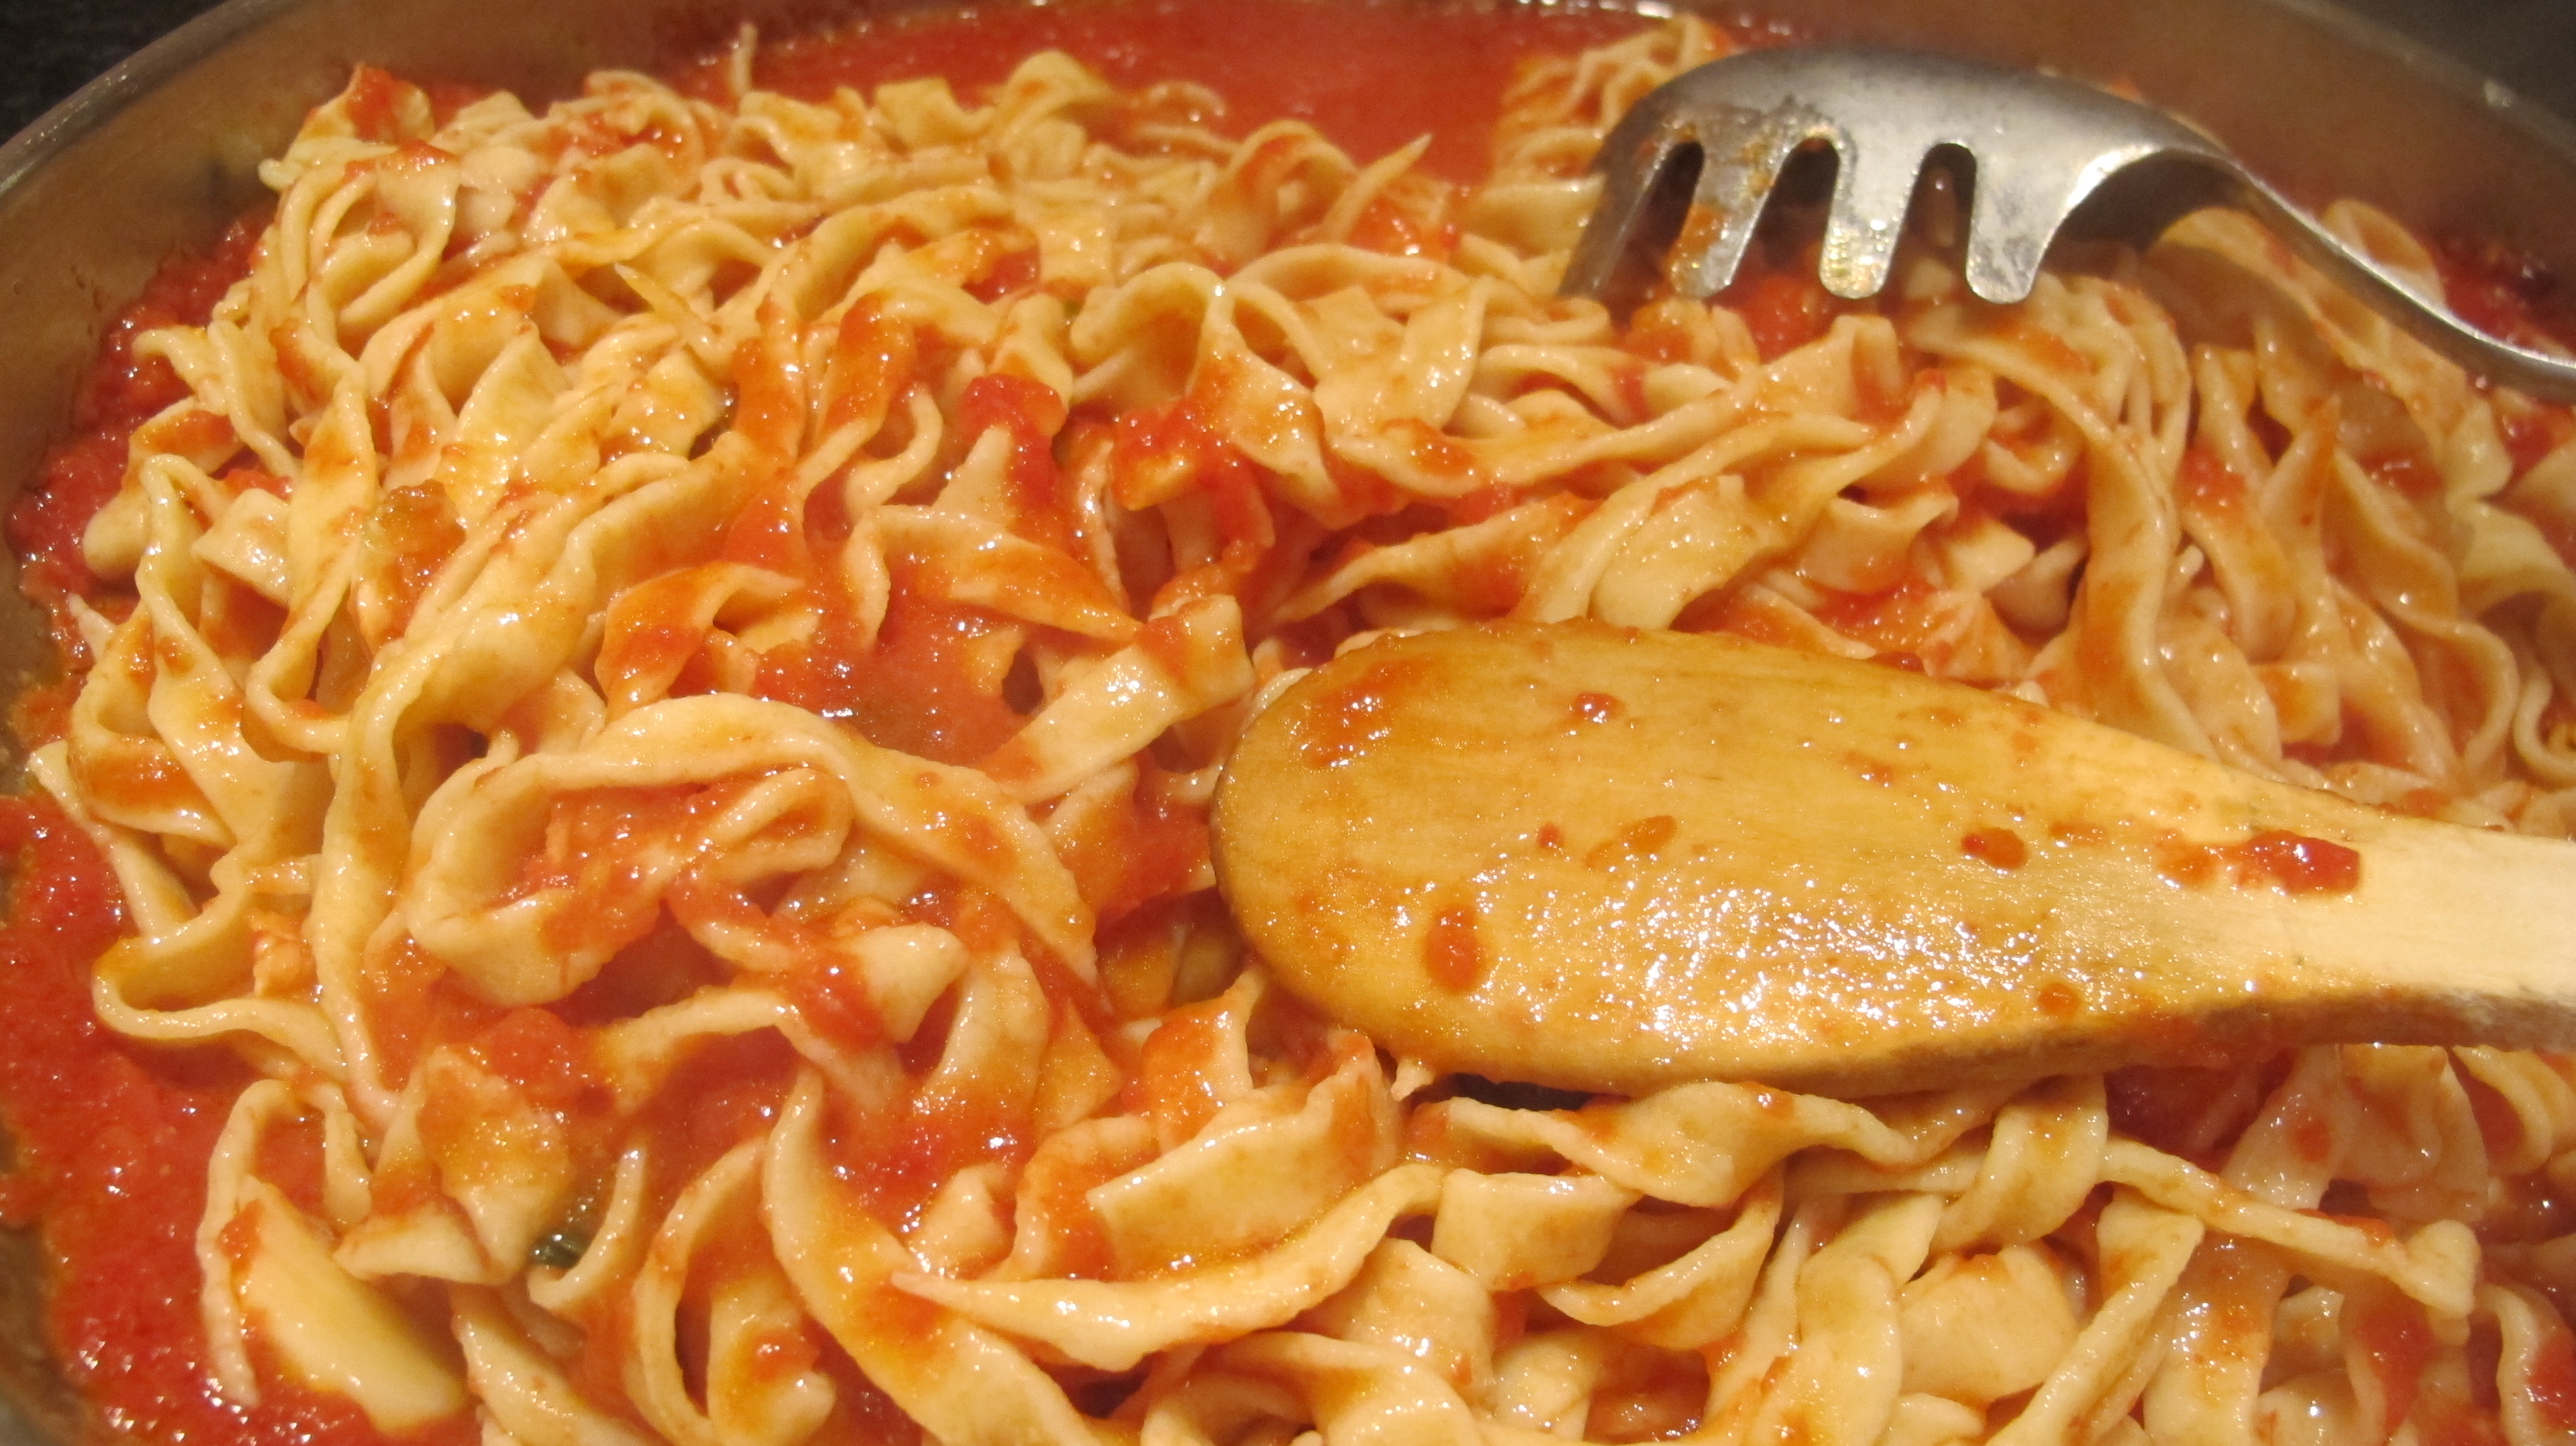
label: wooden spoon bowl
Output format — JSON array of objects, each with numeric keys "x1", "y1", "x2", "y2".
[{"x1": 1211, "y1": 622, "x2": 2575, "y2": 1095}]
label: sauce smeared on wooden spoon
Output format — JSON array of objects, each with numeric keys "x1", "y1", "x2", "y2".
[{"x1": 1211, "y1": 622, "x2": 2576, "y2": 1094}]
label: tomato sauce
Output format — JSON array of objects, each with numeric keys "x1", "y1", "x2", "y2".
[
  {"x1": 2529, "y1": 1322, "x2": 2576, "y2": 1434},
  {"x1": 1421, "y1": 901, "x2": 1486, "y2": 991},
  {"x1": 958, "y1": 376, "x2": 1078, "y2": 555},
  {"x1": 1117, "y1": 994, "x2": 1235, "y2": 1140},
  {"x1": 2346, "y1": 1290, "x2": 2434, "y2": 1432},
  {"x1": 1960, "y1": 826, "x2": 2028, "y2": 871},
  {"x1": 1570, "y1": 691, "x2": 1622, "y2": 725},
  {"x1": 1812, "y1": 578, "x2": 1954, "y2": 667},
  {"x1": 755, "y1": 558, "x2": 1030, "y2": 766},
  {"x1": 2152, "y1": 828, "x2": 2361, "y2": 895},
  {"x1": 0, "y1": 799, "x2": 416, "y2": 1446},
  {"x1": 830, "y1": 1055, "x2": 1029, "y2": 1228},
  {"x1": 5, "y1": 218, "x2": 262, "y2": 667},
  {"x1": 699, "y1": 0, "x2": 1654, "y2": 182},
  {"x1": 0, "y1": 229, "x2": 442, "y2": 1446},
  {"x1": 1289, "y1": 655, "x2": 1426, "y2": 767},
  {"x1": 1047, "y1": 769, "x2": 1211, "y2": 926},
  {"x1": 1724, "y1": 269, "x2": 1842, "y2": 362},
  {"x1": 2438, "y1": 237, "x2": 2576, "y2": 360},
  {"x1": 2103, "y1": 1059, "x2": 2284, "y2": 1163}
]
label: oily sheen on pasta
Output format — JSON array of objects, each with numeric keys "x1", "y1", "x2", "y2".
[{"x1": 23, "y1": 8, "x2": 2576, "y2": 1446}]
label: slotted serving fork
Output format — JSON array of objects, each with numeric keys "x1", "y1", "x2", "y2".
[{"x1": 1561, "y1": 45, "x2": 2576, "y2": 401}]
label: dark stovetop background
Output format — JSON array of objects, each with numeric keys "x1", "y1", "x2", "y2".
[{"x1": 1, "y1": 0, "x2": 2572, "y2": 143}]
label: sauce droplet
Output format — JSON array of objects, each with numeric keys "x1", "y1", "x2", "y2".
[
  {"x1": 1424, "y1": 902, "x2": 1485, "y2": 991},
  {"x1": 1292, "y1": 658, "x2": 1427, "y2": 767},
  {"x1": 2236, "y1": 830, "x2": 2362, "y2": 895},
  {"x1": 1570, "y1": 691, "x2": 1622, "y2": 724},
  {"x1": 1961, "y1": 827, "x2": 2027, "y2": 871},
  {"x1": 1585, "y1": 815, "x2": 1677, "y2": 873},
  {"x1": 2157, "y1": 829, "x2": 2361, "y2": 895}
]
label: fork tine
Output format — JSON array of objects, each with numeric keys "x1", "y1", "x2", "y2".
[
  {"x1": 1566, "y1": 100, "x2": 1830, "y2": 304},
  {"x1": 1561, "y1": 129, "x2": 1686, "y2": 301},
  {"x1": 1669, "y1": 124, "x2": 1797, "y2": 298},
  {"x1": 1671, "y1": 107, "x2": 1832, "y2": 299},
  {"x1": 1960, "y1": 162, "x2": 2090, "y2": 304},
  {"x1": 1817, "y1": 137, "x2": 1927, "y2": 301}
]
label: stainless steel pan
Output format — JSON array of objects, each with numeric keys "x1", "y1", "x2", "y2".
[{"x1": 0, "y1": 0, "x2": 2570, "y2": 1439}]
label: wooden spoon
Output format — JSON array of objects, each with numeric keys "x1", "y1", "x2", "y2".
[{"x1": 1210, "y1": 622, "x2": 2576, "y2": 1095}]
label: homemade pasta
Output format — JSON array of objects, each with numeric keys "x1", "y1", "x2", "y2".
[{"x1": 13, "y1": 4, "x2": 2576, "y2": 1445}]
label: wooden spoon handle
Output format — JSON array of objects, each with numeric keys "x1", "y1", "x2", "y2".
[{"x1": 1212, "y1": 623, "x2": 2576, "y2": 1095}]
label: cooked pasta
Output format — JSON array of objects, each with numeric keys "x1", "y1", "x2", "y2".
[{"x1": 12, "y1": 4, "x2": 2576, "y2": 1445}]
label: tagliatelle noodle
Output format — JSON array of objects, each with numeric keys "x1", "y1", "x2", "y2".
[{"x1": 18, "y1": 5, "x2": 2576, "y2": 1445}]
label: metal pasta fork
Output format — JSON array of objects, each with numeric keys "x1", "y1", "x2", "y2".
[{"x1": 1561, "y1": 45, "x2": 2576, "y2": 402}]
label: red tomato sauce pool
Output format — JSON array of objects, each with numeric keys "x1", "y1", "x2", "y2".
[
  {"x1": 685, "y1": 0, "x2": 1657, "y2": 181},
  {"x1": 0, "y1": 801, "x2": 404, "y2": 1446}
]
